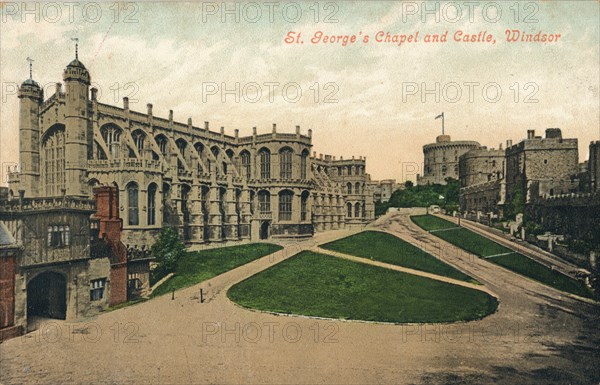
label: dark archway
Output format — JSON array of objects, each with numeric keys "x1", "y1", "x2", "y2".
[
  {"x1": 260, "y1": 221, "x2": 271, "y2": 240},
  {"x1": 27, "y1": 272, "x2": 67, "y2": 320}
]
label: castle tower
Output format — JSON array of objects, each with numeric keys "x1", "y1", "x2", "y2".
[
  {"x1": 18, "y1": 59, "x2": 43, "y2": 197},
  {"x1": 62, "y1": 44, "x2": 91, "y2": 196}
]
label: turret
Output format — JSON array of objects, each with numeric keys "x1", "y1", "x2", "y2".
[
  {"x1": 18, "y1": 60, "x2": 43, "y2": 197},
  {"x1": 62, "y1": 41, "x2": 91, "y2": 196}
]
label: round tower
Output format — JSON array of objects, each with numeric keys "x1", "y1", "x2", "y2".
[
  {"x1": 18, "y1": 74, "x2": 43, "y2": 197},
  {"x1": 63, "y1": 53, "x2": 91, "y2": 197}
]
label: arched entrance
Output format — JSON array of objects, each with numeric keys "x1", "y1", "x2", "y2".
[
  {"x1": 27, "y1": 272, "x2": 67, "y2": 320},
  {"x1": 259, "y1": 221, "x2": 271, "y2": 240}
]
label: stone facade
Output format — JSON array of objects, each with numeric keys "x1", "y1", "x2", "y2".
[
  {"x1": 8, "y1": 56, "x2": 374, "y2": 246},
  {"x1": 417, "y1": 135, "x2": 480, "y2": 185},
  {"x1": 459, "y1": 146, "x2": 505, "y2": 215},
  {"x1": 0, "y1": 222, "x2": 21, "y2": 341},
  {"x1": 0, "y1": 195, "x2": 112, "y2": 334},
  {"x1": 372, "y1": 179, "x2": 403, "y2": 203},
  {"x1": 504, "y1": 129, "x2": 579, "y2": 207}
]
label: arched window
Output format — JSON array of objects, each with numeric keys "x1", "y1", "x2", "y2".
[
  {"x1": 127, "y1": 182, "x2": 139, "y2": 226},
  {"x1": 354, "y1": 202, "x2": 361, "y2": 218},
  {"x1": 147, "y1": 183, "x2": 157, "y2": 226},
  {"x1": 155, "y1": 135, "x2": 168, "y2": 156},
  {"x1": 176, "y1": 139, "x2": 187, "y2": 158},
  {"x1": 280, "y1": 148, "x2": 293, "y2": 179},
  {"x1": 337, "y1": 167, "x2": 342, "y2": 176},
  {"x1": 101, "y1": 125, "x2": 122, "y2": 159},
  {"x1": 347, "y1": 202, "x2": 352, "y2": 218},
  {"x1": 42, "y1": 125, "x2": 66, "y2": 196},
  {"x1": 240, "y1": 151, "x2": 251, "y2": 180},
  {"x1": 132, "y1": 130, "x2": 145, "y2": 155},
  {"x1": 355, "y1": 182, "x2": 361, "y2": 195},
  {"x1": 278, "y1": 190, "x2": 293, "y2": 221},
  {"x1": 347, "y1": 182, "x2": 352, "y2": 194},
  {"x1": 301, "y1": 191, "x2": 309, "y2": 221},
  {"x1": 347, "y1": 165, "x2": 353, "y2": 176},
  {"x1": 300, "y1": 150, "x2": 309, "y2": 180},
  {"x1": 258, "y1": 190, "x2": 270, "y2": 213},
  {"x1": 259, "y1": 148, "x2": 271, "y2": 179}
]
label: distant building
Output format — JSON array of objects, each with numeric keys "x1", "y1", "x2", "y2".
[
  {"x1": 459, "y1": 146, "x2": 505, "y2": 215},
  {"x1": 417, "y1": 135, "x2": 480, "y2": 185},
  {"x1": 372, "y1": 179, "x2": 404, "y2": 203},
  {"x1": 504, "y1": 128, "x2": 579, "y2": 207},
  {"x1": 590, "y1": 141, "x2": 600, "y2": 192}
]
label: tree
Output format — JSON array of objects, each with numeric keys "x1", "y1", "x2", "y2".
[{"x1": 151, "y1": 226, "x2": 185, "y2": 283}]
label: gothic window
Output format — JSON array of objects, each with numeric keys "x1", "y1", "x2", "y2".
[
  {"x1": 258, "y1": 190, "x2": 270, "y2": 213},
  {"x1": 355, "y1": 182, "x2": 361, "y2": 194},
  {"x1": 348, "y1": 165, "x2": 352, "y2": 176},
  {"x1": 280, "y1": 148, "x2": 293, "y2": 179},
  {"x1": 347, "y1": 182, "x2": 352, "y2": 194},
  {"x1": 259, "y1": 148, "x2": 271, "y2": 179},
  {"x1": 301, "y1": 191, "x2": 309, "y2": 221},
  {"x1": 132, "y1": 130, "x2": 145, "y2": 155},
  {"x1": 347, "y1": 202, "x2": 352, "y2": 218},
  {"x1": 176, "y1": 139, "x2": 187, "y2": 158},
  {"x1": 301, "y1": 151, "x2": 309, "y2": 180},
  {"x1": 337, "y1": 167, "x2": 342, "y2": 176},
  {"x1": 278, "y1": 190, "x2": 293, "y2": 221},
  {"x1": 101, "y1": 125, "x2": 122, "y2": 159},
  {"x1": 155, "y1": 135, "x2": 168, "y2": 156},
  {"x1": 240, "y1": 150, "x2": 251, "y2": 180},
  {"x1": 147, "y1": 183, "x2": 157, "y2": 226},
  {"x1": 42, "y1": 125, "x2": 66, "y2": 196},
  {"x1": 355, "y1": 202, "x2": 361, "y2": 218},
  {"x1": 127, "y1": 182, "x2": 139, "y2": 226}
]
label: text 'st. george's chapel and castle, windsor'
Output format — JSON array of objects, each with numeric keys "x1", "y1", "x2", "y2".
[{"x1": 8, "y1": 53, "x2": 375, "y2": 246}]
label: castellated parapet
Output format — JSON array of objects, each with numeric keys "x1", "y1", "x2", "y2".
[{"x1": 418, "y1": 135, "x2": 480, "y2": 185}]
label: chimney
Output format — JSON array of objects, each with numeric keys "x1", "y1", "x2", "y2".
[
  {"x1": 123, "y1": 97, "x2": 129, "y2": 110},
  {"x1": 147, "y1": 103, "x2": 153, "y2": 116},
  {"x1": 527, "y1": 129, "x2": 535, "y2": 139},
  {"x1": 90, "y1": 87, "x2": 97, "y2": 101},
  {"x1": 204, "y1": 121, "x2": 209, "y2": 130}
]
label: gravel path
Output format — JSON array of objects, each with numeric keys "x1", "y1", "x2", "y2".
[{"x1": 1, "y1": 214, "x2": 598, "y2": 385}]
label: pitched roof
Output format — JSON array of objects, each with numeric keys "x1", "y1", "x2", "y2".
[{"x1": 0, "y1": 222, "x2": 16, "y2": 246}]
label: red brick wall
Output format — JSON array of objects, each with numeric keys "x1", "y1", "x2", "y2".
[
  {"x1": 93, "y1": 186, "x2": 128, "y2": 306},
  {"x1": 0, "y1": 253, "x2": 18, "y2": 341}
]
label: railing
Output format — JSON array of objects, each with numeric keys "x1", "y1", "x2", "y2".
[
  {"x1": 88, "y1": 159, "x2": 162, "y2": 172},
  {"x1": 255, "y1": 211, "x2": 272, "y2": 220},
  {"x1": 0, "y1": 196, "x2": 96, "y2": 212}
]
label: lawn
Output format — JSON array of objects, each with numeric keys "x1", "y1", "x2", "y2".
[
  {"x1": 152, "y1": 243, "x2": 283, "y2": 297},
  {"x1": 228, "y1": 251, "x2": 498, "y2": 323},
  {"x1": 321, "y1": 231, "x2": 474, "y2": 282},
  {"x1": 411, "y1": 215, "x2": 594, "y2": 299}
]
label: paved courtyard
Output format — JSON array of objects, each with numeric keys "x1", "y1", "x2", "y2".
[{"x1": 1, "y1": 213, "x2": 599, "y2": 384}]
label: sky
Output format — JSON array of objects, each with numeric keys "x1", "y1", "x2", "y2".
[{"x1": 1, "y1": 1, "x2": 599, "y2": 184}]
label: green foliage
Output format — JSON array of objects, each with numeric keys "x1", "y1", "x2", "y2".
[
  {"x1": 321, "y1": 230, "x2": 474, "y2": 282},
  {"x1": 387, "y1": 179, "x2": 459, "y2": 211},
  {"x1": 412, "y1": 215, "x2": 594, "y2": 298},
  {"x1": 152, "y1": 243, "x2": 282, "y2": 297},
  {"x1": 505, "y1": 185, "x2": 524, "y2": 220},
  {"x1": 228, "y1": 251, "x2": 498, "y2": 323},
  {"x1": 374, "y1": 200, "x2": 389, "y2": 216},
  {"x1": 150, "y1": 226, "x2": 186, "y2": 284}
]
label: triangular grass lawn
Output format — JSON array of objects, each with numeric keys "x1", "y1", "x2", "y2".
[
  {"x1": 228, "y1": 251, "x2": 498, "y2": 323},
  {"x1": 321, "y1": 231, "x2": 474, "y2": 283},
  {"x1": 152, "y1": 243, "x2": 283, "y2": 297},
  {"x1": 411, "y1": 215, "x2": 594, "y2": 299}
]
